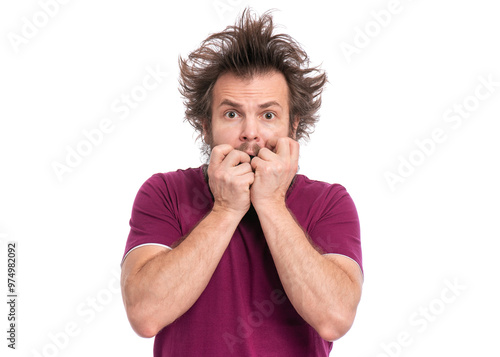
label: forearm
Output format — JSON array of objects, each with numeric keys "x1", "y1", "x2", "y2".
[
  {"x1": 255, "y1": 203, "x2": 361, "y2": 341},
  {"x1": 123, "y1": 208, "x2": 241, "y2": 337}
]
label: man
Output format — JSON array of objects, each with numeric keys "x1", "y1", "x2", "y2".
[{"x1": 121, "y1": 9, "x2": 363, "y2": 356}]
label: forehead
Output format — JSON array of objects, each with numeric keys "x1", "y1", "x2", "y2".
[{"x1": 212, "y1": 71, "x2": 289, "y2": 107}]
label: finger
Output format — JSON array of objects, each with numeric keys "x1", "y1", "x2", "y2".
[
  {"x1": 222, "y1": 150, "x2": 251, "y2": 167},
  {"x1": 274, "y1": 137, "x2": 290, "y2": 159},
  {"x1": 232, "y1": 162, "x2": 253, "y2": 176},
  {"x1": 265, "y1": 137, "x2": 278, "y2": 152},
  {"x1": 236, "y1": 150, "x2": 252, "y2": 164},
  {"x1": 289, "y1": 139, "x2": 300, "y2": 165},
  {"x1": 250, "y1": 156, "x2": 264, "y2": 171},
  {"x1": 255, "y1": 147, "x2": 274, "y2": 161},
  {"x1": 209, "y1": 144, "x2": 236, "y2": 166},
  {"x1": 264, "y1": 137, "x2": 291, "y2": 158},
  {"x1": 242, "y1": 171, "x2": 255, "y2": 186}
]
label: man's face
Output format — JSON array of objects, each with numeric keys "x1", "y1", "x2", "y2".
[{"x1": 207, "y1": 71, "x2": 296, "y2": 158}]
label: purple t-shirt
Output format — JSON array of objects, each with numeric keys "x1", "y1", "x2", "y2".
[{"x1": 123, "y1": 166, "x2": 362, "y2": 357}]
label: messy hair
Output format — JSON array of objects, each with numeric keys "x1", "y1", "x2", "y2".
[{"x1": 178, "y1": 8, "x2": 327, "y2": 157}]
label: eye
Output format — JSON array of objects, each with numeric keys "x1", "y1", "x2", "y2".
[
  {"x1": 225, "y1": 111, "x2": 238, "y2": 119},
  {"x1": 263, "y1": 112, "x2": 275, "y2": 120}
]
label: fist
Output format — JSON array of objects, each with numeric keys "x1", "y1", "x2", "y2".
[
  {"x1": 250, "y1": 137, "x2": 299, "y2": 209},
  {"x1": 207, "y1": 144, "x2": 255, "y2": 217}
]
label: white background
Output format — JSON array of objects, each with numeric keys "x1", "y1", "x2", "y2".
[{"x1": 1, "y1": 0, "x2": 499, "y2": 356}]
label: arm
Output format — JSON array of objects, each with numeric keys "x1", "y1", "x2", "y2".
[
  {"x1": 250, "y1": 137, "x2": 362, "y2": 341},
  {"x1": 121, "y1": 145, "x2": 254, "y2": 338},
  {"x1": 254, "y1": 202, "x2": 362, "y2": 341},
  {"x1": 121, "y1": 209, "x2": 241, "y2": 338}
]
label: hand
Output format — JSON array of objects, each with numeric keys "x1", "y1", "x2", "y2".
[
  {"x1": 207, "y1": 144, "x2": 255, "y2": 217},
  {"x1": 250, "y1": 137, "x2": 299, "y2": 210}
]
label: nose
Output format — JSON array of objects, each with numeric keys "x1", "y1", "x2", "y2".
[{"x1": 239, "y1": 116, "x2": 259, "y2": 142}]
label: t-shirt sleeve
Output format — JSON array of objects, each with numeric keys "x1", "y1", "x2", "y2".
[
  {"x1": 122, "y1": 173, "x2": 183, "y2": 264},
  {"x1": 308, "y1": 186, "x2": 363, "y2": 274}
]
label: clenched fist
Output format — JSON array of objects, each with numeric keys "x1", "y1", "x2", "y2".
[
  {"x1": 207, "y1": 144, "x2": 255, "y2": 218},
  {"x1": 250, "y1": 137, "x2": 299, "y2": 210}
]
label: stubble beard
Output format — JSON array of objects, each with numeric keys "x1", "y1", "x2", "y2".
[
  {"x1": 236, "y1": 142, "x2": 261, "y2": 160},
  {"x1": 203, "y1": 137, "x2": 262, "y2": 164},
  {"x1": 202, "y1": 135, "x2": 298, "y2": 192}
]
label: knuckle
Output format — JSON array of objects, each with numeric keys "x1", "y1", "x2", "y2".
[
  {"x1": 278, "y1": 138, "x2": 289, "y2": 148},
  {"x1": 222, "y1": 172, "x2": 231, "y2": 183},
  {"x1": 213, "y1": 170, "x2": 225, "y2": 181},
  {"x1": 275, "y1": 160, "x2": 285, "y2": 170},
  {"x1": 211, "y1": 146, "x2": 222, "y2": 155},
  {"x1": 263, "y1": 165, "x2": 273, "y2": 175}
]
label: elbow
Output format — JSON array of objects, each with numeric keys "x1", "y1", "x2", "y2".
[
  {"x1": 317, "y1": 285, "x2": 362, "y2": 341},
  {"x1": 122, "y1": 284, "x2": 163, "y2": 338},
  {"x1": 121, "y1": 273, "x2": 177, "y2": 338},
  {"x1": 125, "y1": 305, "x2": 158, "y2": 338},
  {"x1": 126, "y1": 304, "x2": 164, "y2": 338},
  {"x1": 122, "y1": 287, "x2": 156, "y2": 337},
  {"x1": 317, "y1": 309, "x2": 356, "y2": 342},
  {"x1": 123, "y1": 293, "x2": 178, "y2": 338},
  {"x1": 133, "y1": 322, "x2": 158, "y2": 339},
  {"x1": 318, "y1": 325, "x2": 349, "y2": 342}
]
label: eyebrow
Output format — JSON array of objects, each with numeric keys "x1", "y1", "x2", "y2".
[
  {"x1": 218, "y1": 99, "x2": 283, "y2": 110},
  {"x1": 259, "y1": 101, "x2": 282, "y2": 109},
  {"x1": 219, "y1": 99, "x2": 242, "y2": 109}
]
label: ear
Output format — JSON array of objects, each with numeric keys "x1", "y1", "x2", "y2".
[
  {"x1": 201, "y1": 120, "x2": 208, "y2": 142},
  {"x1": 291, "y1": 116, "x2": 299, "y2": 140}
]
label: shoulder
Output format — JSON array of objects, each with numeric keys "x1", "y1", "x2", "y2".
[
  {"x1": 133, "y1": 166, "x2": 208, "y2": 209},
  {"x1": 286, "y1": 174, "x2": 359, "y2": 228},
  {"x1": 140, "y1": 166, "x2": 205, "y2": 191},
  {"x1": 288, "y1": 174, "x2": 351, "y2": 206}
]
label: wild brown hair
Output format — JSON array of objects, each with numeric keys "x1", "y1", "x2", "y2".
[{"x1": 178, "y1": 8, "x2": 327, "y2": 157}]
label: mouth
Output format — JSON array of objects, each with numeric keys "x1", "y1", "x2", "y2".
[{"x1": 237, "y1": 143, "x2": 261, "y2": 160}]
